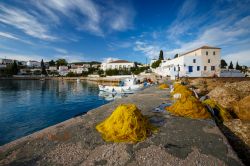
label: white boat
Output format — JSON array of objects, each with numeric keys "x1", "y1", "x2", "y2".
[{"x1": 98, "y1": 78, "x2": 144, "y2": 94}]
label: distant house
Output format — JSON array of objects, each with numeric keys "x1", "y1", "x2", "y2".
[
  {"x1": 101, "y1": 60, "x2": 135, "y2": 71},
  {"x1": 48, "y1": 66, "x2": 57, "y2": 71},
  {"x1": 27, "y1": 60, "x2": 40, "y2": 68},
  {"x1": 58, "y1": 66, "x2": 69, "y2": 76},
  {"x1": 0, "y1": 58, "x2": 14, "y2": 65},
  {"x1": 70, "y1": 65, "x2": 88, "y2": 74},
  {"x1": 154, "y1": 46, "x2": 221, "y2": 79}
]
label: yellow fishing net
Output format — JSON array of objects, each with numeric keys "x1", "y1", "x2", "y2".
[
  {"x1": 166, "y1": 96, "x2": 211, "y2": 119},
  {"x1": 166, "y1": 83, "x2": 211, "y2": 119},
  {"x1": 96, "y1": 104, "x2": 157, "y2": 143},
  {"x1": 171, "y1": 83, "x2": 193, "y2": 97},
  {"x1": 158, "y1": 83, "x2": 169, "y2": 89},
  {"x1": 202, "y1": 99, "x2": 232, "y2": 122}
]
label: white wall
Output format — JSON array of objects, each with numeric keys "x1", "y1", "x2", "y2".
[
  {"x1": 101, "y1": 62, "x2": 134, "y2": 71},
  {"x1": 155, "y1": 48, "x2": 221, "y2": 79}
]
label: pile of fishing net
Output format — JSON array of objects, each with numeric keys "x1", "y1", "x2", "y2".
[
  {"x1": 202, "y1": 99, "x2": 232, "y2": 122},
  {"x1": 171, "y1": 83, "x2": 193, "y2": 97},
  {"x1": 158, "y1": 83, "x2": 169, "y2": 89},
  {"x1": 96, "y1": 104, "x2": 156, "y2": 143},
  {"x1": 166, "y1": 83, "x2": 211, "y2": 119}
]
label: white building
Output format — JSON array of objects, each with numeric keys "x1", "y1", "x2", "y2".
[
  {"x1": 0, "y1": 58, "x2": 14, "y2": 65},
  {"x1": 101, "y1": 60, "x2": 135, "y2": 71},
  {"x1": 58, "y1": 66, "x2": 69, "y2": 76},
  {"x1": 70, "y1": 65, "x2": 88, "y2": 74},
  {"x1": 27, "y1": 60, "x2": 40, "y2": 68},
  {"x1": 154, "y1": 46, "x2": 221, "y2": 79},
  {"x1": 48, "y1": 66, "x2": 57, "y2": 71}
]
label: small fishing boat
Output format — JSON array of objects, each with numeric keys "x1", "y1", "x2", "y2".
[{"x1": 98, "y1": 78, "x2": 144, "y2": 94}]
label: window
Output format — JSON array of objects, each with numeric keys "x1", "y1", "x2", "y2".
[
  {"x1": 211, "y1": 66, "x2": 215, "y2": 71},
  {"x1": 213, "y1": 51, "x2": 216, "y2": 55},
  {"x1": 193, "y1": 59, "x2": 196, "y2": 63},
  {"x1": 208, "y1": 59, "x2": 211, "y2": 63},
  {"x1": 188, "y1": 66, "x2": 193, "y2": 72},
  {"x1": 197, "y1": 66, "x2": 200, "y2": 71},
  {"x1": 206, "y1": 51, "x2": 208, "y2": 55},
  {"x1": 204, "y1": 66, "x2": 207, "y2": 71}
]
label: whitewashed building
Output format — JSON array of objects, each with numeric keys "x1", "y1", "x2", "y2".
[
  {"x1": 101, "y1": 60, "x2": 135, "y2": 71},
  {"x1": 0, "y1": 58, "x2": 14, "y2": 65},
  {"x1": 154, "y1": 46, "x2": 221, "y2": 79},
  {"x1": 58, "y1": 66, "x2": 69, "y2": 76},
  {"x1": 70, "y1": 65, "x2": 88, "y2": 74}
]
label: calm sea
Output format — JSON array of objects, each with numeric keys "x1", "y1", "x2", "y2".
[{"x1": 0, "y1": 80, "x2": 110, "y2": 146}]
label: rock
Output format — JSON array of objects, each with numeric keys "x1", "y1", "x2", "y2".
[
  {"x1": 207, "y1": 81, "x2": 250, "y2": 110},
  {"x1": 224, "y1": 119, "x2": 250, "y2": 146},
  {"x1": 233, "y1": 96, "x2": 250, "y2": 121}
]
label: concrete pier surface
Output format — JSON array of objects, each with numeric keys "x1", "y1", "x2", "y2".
[{"x1": 0, "y1": 86, "x2": 243, "y2": 166}]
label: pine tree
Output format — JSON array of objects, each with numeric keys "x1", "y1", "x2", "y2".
[
  {"x1": 220, "y1": 59, "x2": 227, "y2": 69},
  {"x1": 235, "y1": 61, "x2": 241, "y2": 70},
  {"x1": 12, "y1": 60, "x2": 18, "y2": 75},
  {"x1": 228, "y1": 61, "x2": 234, "y2": 69},
  {"x1": 159, "y1": 50, "x2": 164, "y2": 60},
  {"x1": 41, "y1": 59, "x2": 47, "y2": 75}
]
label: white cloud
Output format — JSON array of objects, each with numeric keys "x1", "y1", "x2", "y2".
[
  {"x1": 134, "y1": 41, "x2": 163, "y2": 59},
  {"x1": 0, "y1": 31, "x2": 33, "y2": 44},
  {"x1": 0, "y1": 4, "x2": 56, "y2": 40},
  {"x1": 102, "y1": 57, "x2": 119, "y2": 63},
  {"x1": 32, "y1": 0, "x2": 135, "y2": 36},
  {"x1": 223, "y1": 50, "x2": 250, "y2": 66},
  {"x1": 54, "y1": 48, "x2": 68, "y2": 54},
  {"x1": 0, "y1": 52, "x2": 48, "y2": 62}
]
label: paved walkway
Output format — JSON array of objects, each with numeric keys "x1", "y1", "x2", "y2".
[{"x1": 0, "y1": 86, "x2": 243, "y2": 165}]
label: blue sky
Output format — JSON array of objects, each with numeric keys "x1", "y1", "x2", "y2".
[{"x1": 0, "y1": 0, "x2": 250, "y2": 66}]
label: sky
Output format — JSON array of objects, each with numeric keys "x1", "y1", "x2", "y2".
[{"x1": 0, "y1": 0, "x2": 250, "y2": 66}]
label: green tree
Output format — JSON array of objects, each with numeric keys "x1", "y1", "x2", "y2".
[
  {"x1": 151, "y1": 60, "x2": 161, "y2": 68},
  {"x1": 159, "y1": 50, "x2": 164, "y2": 60},
  {"x1": 97, "y1": 69, "x2": 104, "y2": 76},
  {"x1": 220, "y1": 59, "x2": 228, "y2": 69},
  {"x1": 174, "y1": 54, "x2": 178, "y2": 58},
  {"x1": 41, "y1": 59, "x2": 47, "y2": 75},
  {"x1": 49, "y1": 60, "x2": 56, "y2": 66},
  {"x1": 12, "y1": 60, "x2": 18, "y2": 75},
  {"x1": 228, "y1": 61, "x2": 234, "y2": 69},
  {"x1": 56, "y1": 59, "x2": 68, "y2": 67},
  {"x1": 235, "y1": 61, "x2": 242, "y2": 70}
]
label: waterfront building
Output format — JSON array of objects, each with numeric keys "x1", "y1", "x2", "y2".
[
  {"x1": 58, "y1": 66, "x2": 69, "y2": 76},
  {"x1": 70, "y1": 65, "x2": 88, "y2": 74},
  {"x1": 101, "y1": 60, "x2": 135, "y2": 71},
  {"x1": 154, "y1": 46, "x2": 221, "y2": 79},
  {"x1": 27, "y1": 60, "x2": 40, "y2": 68},
  {"x1": 0, "y1": 58, "x2": 14, "y2": 65},
  {"x1": 49, "y1": 66, "x2": 57, "y2": 71}
]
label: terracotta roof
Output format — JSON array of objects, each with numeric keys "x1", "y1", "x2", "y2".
[
  {"x1": 181, "y1": 45, "x2": 221, "y2": 56},
  {"x1": 109, "y1": 60, "x2": 132, "y2": 63}
]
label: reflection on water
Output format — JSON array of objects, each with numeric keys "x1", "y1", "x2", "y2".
[{"x1": 0, "y1": 80, "x2": 109, "y2": 145}]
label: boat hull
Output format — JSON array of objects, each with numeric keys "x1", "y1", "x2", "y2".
[{"x1": 98, "y1": 84, "x2": 143, "y2": 94}]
